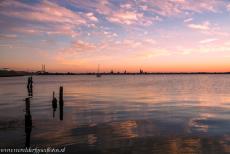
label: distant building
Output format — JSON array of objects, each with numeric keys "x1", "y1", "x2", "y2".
[
  {"x1": 41, "y1": 64, "x2": 46, "y2": 73},
  {"x1": 36, "y1": 64, "x2": 47, "y2": 75}
]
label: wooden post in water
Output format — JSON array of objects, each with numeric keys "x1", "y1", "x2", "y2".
[
  {"x1": 27, "y1": 76, "x2": 33, "y2": 97},
  {"x1": 25, "y1": 97, "x2": 32, "y2": 148},
  {"x1": 59, "y1": 86, "x2": 64, "y2": 120},
  {"x1": 52, "y1": 92, "x2": 57, "y2": 118},
  {"x1": 59, "y1": 86, "x2": 63, "y2": 102}
]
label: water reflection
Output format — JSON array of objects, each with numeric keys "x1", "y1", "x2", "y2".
[
  {"x1": 220, "y1": 135, "x2": 230, "y2": 153},
  {"x1": 0, "y1": 75, "x2": 229, "y2": 153},
  {"x1": 59, "y1": 103, "x2": 64, "y2": 121},
  {"x1": 24, "y1": 77, "x2": 34, "y2": 147},
  {"x1": 27, "y1": 87, "x2": 33, "y2": 97},
  {"x1": 110, "y1": 120, "x2": 138, "y2": 139},
  {"x1": 188, "y1": 113, "x2": 214, "y2": 133},
  {"x1": 87, "y1": 134, "x2": 97, "y2": 145},
  {"x1": 25, "y1": 98, "x2": 32, "y2": 148}
]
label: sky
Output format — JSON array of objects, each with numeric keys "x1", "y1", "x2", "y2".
[{"x1": 0, "y1": 0, "x2": 230, "y2": 72}]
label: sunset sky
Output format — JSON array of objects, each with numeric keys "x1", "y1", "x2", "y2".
[{"x1": 0, "y1": 0, "x2": 230, "y2": 72}]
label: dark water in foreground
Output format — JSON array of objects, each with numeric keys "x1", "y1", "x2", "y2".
[{"x1": 0, "y1": 75, "x2": 230, "y2": 153}]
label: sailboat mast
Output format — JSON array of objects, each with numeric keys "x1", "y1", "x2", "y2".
[
  {"x1": 96, "y1": 64, "x2": 101, "y2": 77},
  {"x1": 97, "y1": 64, "x2": 100, "y2": 74}
]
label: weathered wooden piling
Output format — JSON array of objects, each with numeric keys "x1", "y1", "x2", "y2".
[
  {"x1": 52, "y1": 91, "x2": 57, "y2": 118},
  {"x1": 59, "y1": 86, "x2": 64, "y2": 120},
  {"x1": 30, "y1": 76, "x2": 33, "y2": 89},
  {"x1": 27, "y1": 76, "x2": 33, "y2": 97},
  {"x1": 27, "y1": 77, "x2": 30, "y2": 89},
  {"x1": 59, "y1": 86, "x2": 63, "y2": 102},
  {"x1": 25, "y1": 97, "x2": 32, "y2": 148},
  {"x1": 52, "y1": 92, "x2": 57, "y2": 108}
]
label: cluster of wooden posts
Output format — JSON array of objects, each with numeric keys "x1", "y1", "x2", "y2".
[
  {"x1": 52, "y1": 86, "x2": 64, "y2": 120},
  {"x1": 25, "y1": 76, "x2": 64, "y2": 148}
]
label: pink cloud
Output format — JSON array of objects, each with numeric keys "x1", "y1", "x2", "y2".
[
  {"x1": 184, "y1": 18, "x2": 193, "y2": 23},
  {"x1": 0, "y1": 34, "x2": 17, "y2": 40},
  {"x1": 67, "y1": 0, "x2": 225, "y2": 27},
  {"x1": 69, "y1": 0, "x2": 112, "y2": 16},
  {"x1": 85, "y1": 12, "x2": 98, "y2": 22},
  {"x1": 187, "y1": 21, "x2": 210, "y2": 30},
  {"x1": 186, "y1": 21, "x2": 229, "y2": 36},
  {"x1": 0, "y1": 1, "x2": 87, "y2": 37},
  {"x1": 139, "y1": 0, "x2": 224, "y2": 16},
  {"x1": 73, "y1": 40, "x2": 97, "y2": 51},
  {"x1": 9, "y1": 24, "x2": 78, "y2": 37},
  {"x1": 120, "y1": 4, "x2": 132, "y2": 9},
  {"x1": 59, "y1": 40, "x2": 98, "y2": 55},
  {"x1": 108, "y1": 11, "x2": 143, "y2": 25},
  {"x1": 0, "y1": 1, "x2": 86, "y2": 25},
  {"x1": 227, "y1": 4, "x2": 230, "y2": 11},
  {"x1": 107, "y1": 10, "x2": 161, "y2": 26},
  {"x1": 199, "y1": 38, "x2": 218, "y2": 44}
]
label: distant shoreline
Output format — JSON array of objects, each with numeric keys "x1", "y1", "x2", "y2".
[
  {"x1": 1, "y1": 72, "x2": 230, "y2": 77},
  {"x1": 38, "y1": 72, "x2": 230, "y2": 75}
]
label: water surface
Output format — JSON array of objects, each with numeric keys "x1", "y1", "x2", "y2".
[{"x1": 0, "y1": 75, "x2": 230, "y2": 153}]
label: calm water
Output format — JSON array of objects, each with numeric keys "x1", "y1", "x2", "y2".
[{"x1": 0, "y1": 75, "x2": 230, "y2": 153}]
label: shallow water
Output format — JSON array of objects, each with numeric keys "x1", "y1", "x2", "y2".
[{"x1": 0, "y1": 75, "x2": 230, "y2": 153}]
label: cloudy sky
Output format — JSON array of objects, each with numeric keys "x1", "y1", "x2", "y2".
[{"x1": 0, "y1": 0, "x2": 230, "y2": 72}]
